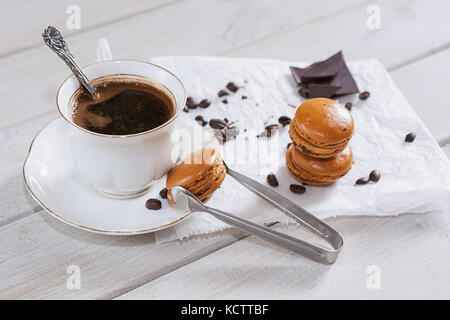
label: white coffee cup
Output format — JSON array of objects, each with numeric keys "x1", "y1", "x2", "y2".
[{"x1": 56, "y1": 40, "x2": 186, "y2": 198}]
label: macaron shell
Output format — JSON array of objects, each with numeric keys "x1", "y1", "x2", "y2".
[
  {"x1": 294, "y1": 98, "x2": 354, "y2": 146},
  {"x1": 286, "y1": 144, "x2": 353, "y2": 185},
  {"x1": 289, "y1": 121, "x2": 346, "y2": 158}
]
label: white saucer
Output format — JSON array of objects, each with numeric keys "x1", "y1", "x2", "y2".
[{"x1": 23, "y1": 115, "x2": 218, "y2": 235}]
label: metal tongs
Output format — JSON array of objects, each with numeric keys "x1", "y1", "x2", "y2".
[{"x1": 171, "y1": 162, "x2": 343, "y2": 264}]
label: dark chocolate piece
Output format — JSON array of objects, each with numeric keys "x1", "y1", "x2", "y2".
[
  {"x1": 300, "y1": 51, "x2": 344, "y2": 83},
  {"x1": 308, "y1": 84, "x2": 341, "y2": 98}
]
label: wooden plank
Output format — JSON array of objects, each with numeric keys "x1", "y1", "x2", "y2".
[
  {"x1": 0, "y1": 0, "x2": 181, "y2": 58},
  {"x1": 390, "y1": 48, "x2": 450, "y2": 143},
  {"x1": 0, "y1": 211, "x2": 246, "y2": 299},
  {"x1": 118, "y1": 210, "x2": 450, "y2": 299},
  {"x1": 225, "y1": 0, "x2": 450, "y2": 70}
]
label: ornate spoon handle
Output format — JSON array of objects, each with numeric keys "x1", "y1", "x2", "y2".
[{"x1": 42, "y1": 26, "x2": 97, "y2": 97}]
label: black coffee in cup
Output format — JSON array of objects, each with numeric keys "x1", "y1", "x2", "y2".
[{"x1": 71, "y1": 76, "x2": 175, "y2": 135}]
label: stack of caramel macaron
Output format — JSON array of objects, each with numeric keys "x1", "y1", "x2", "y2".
[{"x1": 286, "y1": 98, "x2": 354, "y2": 184}]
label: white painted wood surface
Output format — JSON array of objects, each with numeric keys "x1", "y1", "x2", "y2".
[{"x1": 0, "y1": 0, "x2": 449, "y2": 299}]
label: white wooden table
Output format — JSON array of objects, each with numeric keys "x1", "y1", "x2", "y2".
[{"x1": 1, "y1": 0, "x2": 449, "y2": 299}]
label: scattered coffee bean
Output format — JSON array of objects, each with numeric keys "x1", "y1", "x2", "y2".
[
  {"x1": 186, "y1": 97, "x2": 198, "y2": 109},
  {"x1": 198, "y1": 99, "x2": 211, "y2": 108},
  {"x1": 355, "y1": 177, "x2": 370, "y2": 185},
  {"x1": 369, "y1": 170, "x2": 381, "y2": 182},
  {"x1": 209, "y1": 119, "x2": 228, "y2": 130},
  {"x1": 267, "y1": 173, "x2": 279, "y2": 187},
  {"x1": 299, "y1": 87, "x2": 309, "y2": 98},
  {"x1": 345, "y1": 102, "x2": 352, "y2": 111},
  {"x1": 226, "y1": 82, "x2": 239, "y2": 92},
  {"x1": 278, "y1": 116, "x2": 291, "y2": 127},
  {"x1": 290, "y1": 184, "x2": 306, "y2": 194},
  {"x1": 287, "y1": 142, "x2": 292, "y2": 149},
  {"x1": 183, "y1": 106, "x2": 189, "y2": 113},
  {"x1": 359, "y1": 91, "x2": 370, "y2": 100},
  {"x1": 405, "y1": 132, "x2": 416, "y2": 143},
  {"x1": 159, "y1": 188, "x2": 168, "y2": 199},
  {"x1": 195, "y1": 115, "x2": 207, "y2": 126},
  {"x1": 222, "y1": 99, "x2": 228, "y2": 104},
  {"x1": 218, "y1": 89, "x2": 229, "y2": 97},
  {"x1": 224, "y1": 118, "x2": 229, "y2": 123},
  {"x1": 241, "y1": 95, "x2": 248, "y2": 100},
  {"x1": 146, "y1": 198, "x2": 161, "y2": 210}
]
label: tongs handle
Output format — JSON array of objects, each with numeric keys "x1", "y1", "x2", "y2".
[
  {"x1": 224, "y1": 164, "x2": 344, "y2": 264},
  {"x1": 201, "y1": 205, "x2": 331, "y2": 263}
]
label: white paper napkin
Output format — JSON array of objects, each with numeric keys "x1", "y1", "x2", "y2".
[{"x1": 147, "y1": 56, "x2": 450, "y2": 243}]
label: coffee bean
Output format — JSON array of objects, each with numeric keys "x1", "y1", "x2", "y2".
[
  {"x1": 198, "y1": 99, "x2": 211, "y2": 108},
  {"x1": 287, "y1": 142, "x2": 292, "y2": 149},
  {"x1": 369, "y1": 170, "x2": 381, "y2": 182},
  {"x1": 218, "y1": 89, "x2": 229, "y2": 97},
  {"x1": 345, "y1": 102, "x2": 352, "y2": 111},
  {"x1": 195, "y1": 115, "x2": 207, "y2": 126},
  {"x1": 222, "y1": 99, "x2": 228, "y2": 104},
  {"x1": 241, "y1": 95, "x2": 248, "y2": 100},
  {"x1": 224, "y1": 118, "x2": 229, "y2": 123},
  {"x1": 278, "y1": 116, "x2": 292, "y2": 127},
  {"x1": 226, "y1": 82, "x2": 239, "y2": 92},
  {"x1": 299, "y1": 87, "x2": 309, "y2": 98},
  {"x1": 159, "y1": 188, "x2": 168, "y2": 199},
  {"x1": 405, "y1": 132, "x2": 416, "y2": 143},
  {"x1": 209, "y1": 119, "x2": 227, "y2": 129},
  {"x1": 186, "y1": 97, "x2": 198, "y2": 109},
  {"x1": 146, "y1": 198, "x2": 161, "y2": 210},
  {"x1": 267, "y1": 173, "x2": 279, "y2": 187},
  {"x1": 183, "y1": 106, "x2": 189, "y2": 113},
  {"x1": 359, "y1": 91, "x2": 370, "y2": 100},
  {"x1": 355, "y1": 177, "x2": 370, "y2": 185},
  {"x1": 290, "y1": 184, "x2": 306, "y2": 194}
]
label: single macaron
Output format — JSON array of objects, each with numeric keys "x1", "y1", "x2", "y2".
[
  {"x1": 166, "y1": 147, "x2": 227, "y2": 205},
  {"x1": 286, "y1": 144, "x2": 353, "y2": 185},
  {"x1": 289, "y1": 98, "x2": 354, "y2": 158}
]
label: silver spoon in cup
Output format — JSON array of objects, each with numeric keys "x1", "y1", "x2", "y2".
[{"x1": 42, "y1": 26, "x2": 97, "y2": 98}]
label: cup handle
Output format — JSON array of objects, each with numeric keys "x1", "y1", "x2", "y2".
[{"x1": 96, "y1": 38, "x2": 113, "y2": 62}]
